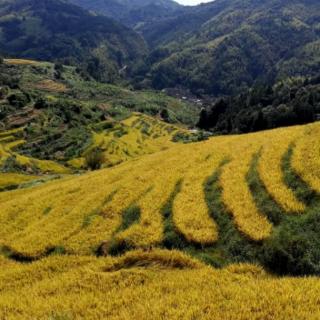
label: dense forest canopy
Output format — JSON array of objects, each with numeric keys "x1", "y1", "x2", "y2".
[{"x1": 198, "y1": 76, "x2": 320, "y2": 133}]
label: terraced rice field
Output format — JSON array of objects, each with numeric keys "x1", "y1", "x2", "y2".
[
  {"x1": 0, "y1": 122, "x2": 318, "y2": 254},
  {"x1": 34, "y1": 79, "x2": 68, "y2": 92},
  {"x1": 1, "y1": 121, "x2": 320, "y2": 318},
  {"x1": 0, "y1": 173, "x2": 37, "y2": 190},
  {"x1": 0, "y1": 128, "x2": 69, "y2": 175},
  {"x1": 70, "y1": 113, "x2": 191, "y2": 168}
]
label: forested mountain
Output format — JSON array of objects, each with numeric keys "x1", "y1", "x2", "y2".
[
  {"x1": 136, "y1": 0, "x2": 320, "y2": 96},
  {"x1": 1, "y1": 0, "x2": 320, "y2": 98},
  {"x1": 69, "y1": 0, "x2": 182, "y2": 27},
  {"x1": 0, "y1": 0, "x2": 147, "y2": 83}
]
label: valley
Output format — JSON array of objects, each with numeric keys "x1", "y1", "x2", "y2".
[{"x1": 0, "y1": 0, "x2": 320, "y2": 319}]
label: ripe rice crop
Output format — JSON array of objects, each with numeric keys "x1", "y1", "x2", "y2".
[
  {"x1": 0, "y1": 129, "x2": 69, "y2": 174},
  {"x1": 220, "y1": 134, "x2": 273, "y2": 241},
  {"x1": 1, "y1": 251, "x2": 320, "y2": 319},
  {"x1": 292, "y1": 123, "x2": 320, "y2": 193},
  {"x1": 172, "y1": 151, "x2": 221, "y2": 245},
  {"x1": 78, "y1": 113, "x2": 188, "y2": 168},
  {"x1": 0, "y1": 173, "x2": 37, "y2": 189},
  {"x1": 0, "y1": 122, "x2": 316, "y2": 256},
  {"x1": 0, "y1": 121, "x2": 320, "y2": 318},
  {"x1": 258, "y1": 127, "x2": 306, "y2": 213}
]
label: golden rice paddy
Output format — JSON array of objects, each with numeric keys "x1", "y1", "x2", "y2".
[{"x1": 1, "y1": 121, "x2": 320, "y2": 319}]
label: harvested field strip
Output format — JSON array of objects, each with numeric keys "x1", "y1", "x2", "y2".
[{"x1": 34, "y1": 79, "x2": 68, "y2": 92}]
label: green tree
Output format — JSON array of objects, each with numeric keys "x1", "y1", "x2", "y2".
[{"x1": 85, "y1": 147, "x2": 105, "y2": 171}]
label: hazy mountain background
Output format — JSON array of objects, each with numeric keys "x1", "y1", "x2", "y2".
[
  {"x1": 64, "y1": 0, "x2": 320, "y2": 96},
  {"x1": 69, "y1": 0, "x2": 182, "y2": 27}
]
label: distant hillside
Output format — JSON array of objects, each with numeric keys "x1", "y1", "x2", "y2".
[
  {"x1": 0, "y1": 58, "x2": 199, "y2": 175},
  {"x1": 69, "y1": 0, "x2": 182, "y2": 27},
  {"x1": 0, "y1": 0, "x2": 147, "y2": 83},
  {"x1": 137, "y1": 0, "x2": 320, "y2": 96}
]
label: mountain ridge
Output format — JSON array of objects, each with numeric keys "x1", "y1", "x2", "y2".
[{"x1": 0, "y1": 0, "x2": 147, "y2": 83}]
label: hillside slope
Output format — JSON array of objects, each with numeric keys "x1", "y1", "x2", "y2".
[
  {"x1": 0, "y1": 0, "x2": 147, "y2": 82},
  {"x1": 0, "y1": 58, "x2": 199, "y2": 179},
  {"x1": 0, "y1": 121, "x2": 320, "y2": 275},
  {"x1": 1, "y1": 119, "x2": 320, "y2": 317},
  {"x1": 3, "y1": 0, "x2": 319, "y2": 96}
]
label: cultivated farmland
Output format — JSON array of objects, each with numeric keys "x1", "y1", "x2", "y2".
[{"x1": 1, "y1": 118, "x2": 320, "y2": 318}]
